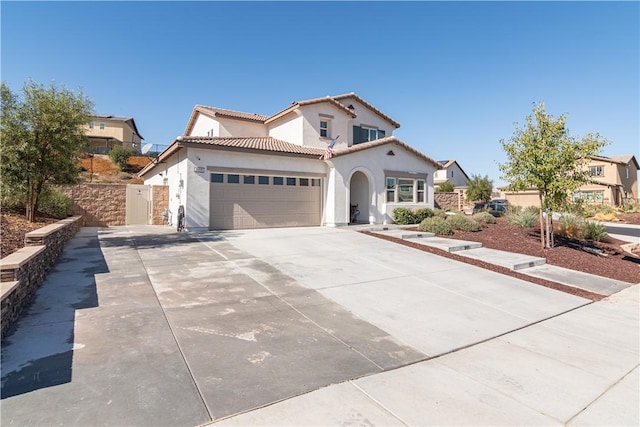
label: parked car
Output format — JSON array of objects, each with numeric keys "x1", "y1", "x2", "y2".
[{"x1": 473, "y1": 200, "x2": 508, "y2": 217}]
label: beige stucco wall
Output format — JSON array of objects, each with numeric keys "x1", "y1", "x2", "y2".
[
  {"x1": 501, "y1": 189, "x2": 541, "y2": 208},
  {"x1": 86, "y1": 120, "x2": 141, "y2": 148}
]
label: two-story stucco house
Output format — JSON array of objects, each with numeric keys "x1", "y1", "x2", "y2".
[
  {"x1": 500, "y1": 154, "x2": 639, "y2": 208},
  {"x1": 139, "y1": 93, "x2": 441, "y2": 230},
  {"x1": 434, "y1": 159, "x2": 471, "y2": 188},
  {"x1": 85, "y1": 115, "x2": 144, "y2": 153},
  {"x1": 574, "y1": 155, "x2": 639, "y2": 206}
]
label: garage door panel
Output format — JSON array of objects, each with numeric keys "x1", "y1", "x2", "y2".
[{"x1": 209, "y1": 177, "x2": 321, "y2": 230}]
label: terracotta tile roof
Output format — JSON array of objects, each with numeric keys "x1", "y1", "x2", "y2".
[
  {"x1": 332, "y1": 93, "x2": 401, "y2": 128},
  {"x1": 139, "y1": 136, "x2": 325, "y2": 177},
  {"x1": 179, "y1": 136, "x2": 325, "y2": 156},
  {"x1": 185, "y1": 92, "x2": 400, "y2": 134},
  {"x1": 195, "y1": 105, "x2": 269, "y2": 122},
  {"x1": 331, "y1": 136, "x2": 441, "y2": 168},
  {"x1": 184, "y1": 105, "x2": 269, "y2": 135},
  {"x1": 265, "y1": 96, "x2": 356, "y2": 124}
]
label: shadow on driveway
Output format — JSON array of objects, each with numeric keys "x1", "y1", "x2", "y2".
[{"x1": 1, "y1": 229, "x2": 104, "y2": 398}]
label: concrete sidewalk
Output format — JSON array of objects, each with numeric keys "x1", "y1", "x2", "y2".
[{"x1": 2, "y1": 226, "x2": 638, "y2": 426}]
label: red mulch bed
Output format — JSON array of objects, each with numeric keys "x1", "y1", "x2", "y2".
[
  {"x1": 1, "y1": 209, "x2": 58, "y2": 258},
  {"x1": 442, "y1": 218, "x2": 640, "y2": 284},
  {"x1": 365, "y1": 214, "x2": 640, "y2": 302},
  {"x1": 617, "y1": 212, "x2": 640, "y2": 225}
]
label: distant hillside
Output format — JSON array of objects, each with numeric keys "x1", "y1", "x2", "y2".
[{"x1": 78, "y1": 154, "x2": 152, "y2": 184}]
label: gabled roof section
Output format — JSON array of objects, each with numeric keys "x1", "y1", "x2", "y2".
[
  {"x1": 332, "y1": 92, "x2": 401, "y2": 128},
  {"x1": 264, "y1": 96, "x2": 356, "y2": 125},
  {"x1": 591, "y1": 154, "x2": 640, "y2": 169},
  {"x1": 436, "y1": 159, "x2": 471, "y2": 181},
  {"x1": 184, "y1": 105, "x2": 269, "y2": 135},
  {"x1": 92, "y1": 115, "x2": 144, "y2": 139},
  {"x1": 331, "y1": 136, "x2": 440, "y2": 168},
  {"x1": 609, "y1": 154, "x2": 639, "y2": 170},
  {"x1": 138, "y1": 136, "x2": 325, "y2": 177}
]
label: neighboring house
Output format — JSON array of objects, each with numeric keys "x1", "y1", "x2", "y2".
[
  {"x1": 500, "y1": 154, "x2": 639, "y2": 208},
  {"x1": 85, "y1": 115, "x2": 144, "y2": 153},
  {"x1": 139, "y1": 92, "x2": 441, "y2": 230},
  {"x1": 434, "y1": 159, "x2": 470, "y2": 188},
  {"x1": 576, "y1": 155, "x2": 639, "y2": 206}
]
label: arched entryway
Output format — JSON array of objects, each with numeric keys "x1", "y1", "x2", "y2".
[{"x1": 349, "y1": 171, "x2": 370, "y2": 224}]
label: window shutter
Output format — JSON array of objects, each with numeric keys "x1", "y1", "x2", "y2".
[{"x1": 353, "y1": 125, "x2": 368, "y2": 144}]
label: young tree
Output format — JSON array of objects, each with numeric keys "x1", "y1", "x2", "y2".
[
  {"x1": 1, "y1": 80, "x2": 93, "y2": 221},
  {"x1": 499, "y1": 102, "x2": 608, "y2": 248},
  {"x1": 465, "y1": 174, "x2": 493, "y2": 203},
  {"x1": 436, "y1": 181, "x2": 455, "y2": 192}
]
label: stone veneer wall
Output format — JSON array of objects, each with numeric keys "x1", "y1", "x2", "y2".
[
  {"x1": 434, "y1": 192, "x2": 460, "y2": 211},
  {"x1": 62, "y1": 184, "x2": 127, "y2": 226},
  {"x1": 1, "y1": 216, "x2": 82, "y2": 338},
  {"x1": 152, "y1": 186, "x2": 170, "y2": 225}
]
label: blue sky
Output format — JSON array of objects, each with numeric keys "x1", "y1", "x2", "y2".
[{"x1": 2, "y1": 1, "x2": 638, "y2": 186}]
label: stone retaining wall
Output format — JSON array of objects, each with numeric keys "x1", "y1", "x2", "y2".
[
  {"x1": 152, "y1": 185, "x2": 169, "y2": 225},
  {"x1": 434, "y1": 192, "x2": 460, "y2": 211},
  {"x1": 63, "y1": 184, "x2": 127, "y2": 226},
  {"x1": 1, "y1": 216, "x2": 82, "y2": 338}
]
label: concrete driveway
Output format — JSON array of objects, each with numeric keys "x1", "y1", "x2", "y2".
[{"x1": 1, "y1": 226, "x2": 638, "y2": 426}]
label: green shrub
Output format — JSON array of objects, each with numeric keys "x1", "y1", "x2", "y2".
[
  {"x1": 392, "y1": 208, "x2": 416, "y2": 225},
  {"x1": 446, "y1": 214, "x2": 481, "y2": 232},
  {"x1": 582, "y1": 221, "x2": 608, "y2": 242},
  {"x1": 38, "y1": 186, "x2": 72, "y2": 219},
  {"x1": 473, "y1": 211, "x2": 496, "y2": 225},
  {"x1": 432, "y1": 208, "x2": 448, "y2": 219},
  {"x1": 507, "y1": 208, "x2": 538, "y2": 228},
  {"x1": 557, "y1": 214, "x2": 584, "y2": 239},
  {"x1": 1, "y1": 186, "x2": 26, "y2": 211},
  {"x1": 418, "y1": 217, "x2": 453, "y2": 235},
  {"x1": 436, "y1": 181, "x2": 455, "y2": 192},
  {"x1": 109, "y1": 146, "x2": 136, "y2": 171},
  {"x1": 413, "y1": 208, "x2": 434, "y2": 223},
  {"x1": 621, "y1": 201, "x2": 640, "y2": 213}
]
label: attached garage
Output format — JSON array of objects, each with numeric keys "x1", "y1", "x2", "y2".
[{"x1": 209, "y1": 170, "x2": 322, "y2": 230}]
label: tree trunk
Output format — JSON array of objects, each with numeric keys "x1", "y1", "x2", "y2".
[{"x1": 538, "y1": 194, "x2": 545, "y2": 248}]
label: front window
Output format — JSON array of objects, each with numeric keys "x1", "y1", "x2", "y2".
[
  {"x1": 320, "y1": 120, "x2": 330, "y2": 138},
  {"x1": 573, "y1": 190, "x2": 604, "y2": 203},
  {"x1": 89, "y1": 122, "x2": 94, "y2": 129},
  {"x1": 386, "y1": 177, "x2": 427, "y2": 203},
  {"x1": 417, "y1": 180, "x2": 425, "y2": 202},
  {"x1": 99, "y1": 122, "x2": 105, "y2": 130},
  {"x1": 589, "y1": 166, "x2": 604, "y2": 177},
  {"x1": 398, "y1": 179, "x2": 414, "y2": 202},
  {"x1": 386, "y1": 177, "x2": 396, "y2": 202},
  {"x1": 354, "y1": 125, "x2": 386, "y2": 144}
]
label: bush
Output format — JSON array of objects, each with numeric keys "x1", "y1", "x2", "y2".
[
  {"x1": 418, "y1": 217, "x2": 453, "y2": 235},
  {"x1": 557, "y1": 214, "x2": 584, "y2": 239},
  {"x1": 393, "y1": 208, "x2": 416, "y2": 225},
  {"x1": 432, "y1": 208, "x2": 448, "y2": 219},
  {"x1": 436, "y1": 181, "x2": 455, "y2": 192},
  {"x1": 582, "y1": 221, "x2": 608, "y2": 242},
  {"x1": 413, "y1": 208, "x2": 434, "y2": 223},
  {"x1": 507, "y1": 208, "x2": 538, "y2": 228},
  {"x1": 38, "y1": 186, "x2": 72, "y2": 219},
  {"x1": 109, "y1": 146, "x2": 136, "y2": 171},
  {"x1": 1, "y1": 186, "x2": 26, "y2": 211},
  {"x1": 446, "y1": 214, "x2": 482, "y2": 232},
  {"x1": 473, "y1": 211, "x2": 496, "y2": 225}
]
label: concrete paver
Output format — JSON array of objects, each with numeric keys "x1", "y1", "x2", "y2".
[
  {"x1": 523, "y1": 263, "x2": 637, "y2": 295},
  {"x1": 455, "y1": 246, "x2": 546, "y2": 270}
]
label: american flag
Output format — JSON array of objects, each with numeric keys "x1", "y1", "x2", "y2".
[{"x1": 323, "y1": 135, "x2": 339, "y2": 160}]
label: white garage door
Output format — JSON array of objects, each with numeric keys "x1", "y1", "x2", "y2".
[{"x1": 209, "y1": 172, "x2": 322, "y2": 230}]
